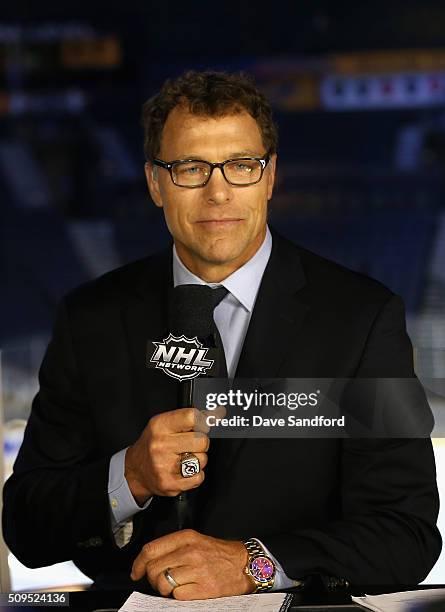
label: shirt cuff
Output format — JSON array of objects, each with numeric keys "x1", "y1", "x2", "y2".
[
  {"x1": 108, "y1": 447, "x2": 152, "y2": 527},
  {"x1": 255, "y1": 538, "x2": 303, "y2": 590}
]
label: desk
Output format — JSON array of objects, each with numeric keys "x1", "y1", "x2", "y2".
[
  {"x1": 65, "y1": 588, "x2": 360, "y2": 611},
  {"x1": 4, "y1": 585, "x2": 445, "y2": 611}
]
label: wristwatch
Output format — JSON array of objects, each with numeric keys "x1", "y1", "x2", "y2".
[{"x1": 243, "y1": 538, "x2": 276, "y2": 592}]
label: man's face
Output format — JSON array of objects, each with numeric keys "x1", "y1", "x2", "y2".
[{"x1": 145, "y1": 106, "x2": 276, "y2": 279}]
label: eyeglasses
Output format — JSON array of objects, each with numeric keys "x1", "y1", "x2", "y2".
[{"x1": 152, "y1": 152, "x2": 270, "y2": 188}]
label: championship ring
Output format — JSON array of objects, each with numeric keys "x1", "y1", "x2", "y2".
[{"x1": 180, "y1": 452, "x2": 200, "y2": 478}]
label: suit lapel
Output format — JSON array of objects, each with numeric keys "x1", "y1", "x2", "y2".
[
  {"x1": 201, "y1": 233, "x2": 310, "y2": 514},
  {"x1": 235, "y1": 235, "x2": 308, "y2": 380},
  {"x1": 121, "y1": 247, "x2": 179, "y2": 433}
]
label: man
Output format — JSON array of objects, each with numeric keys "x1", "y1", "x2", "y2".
[{"x1": 2, "y1": 71, "x2": 441, "y2": 600}]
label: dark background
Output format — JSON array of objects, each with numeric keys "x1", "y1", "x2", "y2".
[
  {"x1": 1, "y1": 0, "x2": 445, "y2": 589},
  {"x1": 1, "y1": 0, "x2": 444, "y2": 381}
]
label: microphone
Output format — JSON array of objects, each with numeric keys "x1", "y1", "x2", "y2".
[
  {"x1": 169, "y1": 284, "x2": 220, "y2": 409},
  {"x1": 168, "y1": 284, "x2": 225, "y2": 529}
]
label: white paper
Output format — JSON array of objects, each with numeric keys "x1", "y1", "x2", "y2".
[
  {"x1": 119, "y1": 590, "x2": 290, "y2": 612},
  {"x1": 352, "y1": 588, "x2": 445, "y2": 612}
]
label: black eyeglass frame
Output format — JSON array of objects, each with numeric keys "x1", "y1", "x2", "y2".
[{"x1": 151, "y1": 152, "x2": 271, "y2": 188}]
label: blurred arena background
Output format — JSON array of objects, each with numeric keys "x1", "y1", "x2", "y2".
[{"x1": 1, "y1": 0, "x2": 445, "y2": 591}]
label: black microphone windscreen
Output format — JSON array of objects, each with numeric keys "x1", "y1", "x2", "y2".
[{"x1": 169, "y1": 284, "x2": 216, "y2": 339}]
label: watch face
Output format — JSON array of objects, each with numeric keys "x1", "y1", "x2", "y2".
[{"x1": 250, "y1": 556, "x2": 275, "y2": 583}]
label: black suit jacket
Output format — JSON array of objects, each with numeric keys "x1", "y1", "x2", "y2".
[{"x1": 2, "y1": 230, "x2": 441, "y2": 588}]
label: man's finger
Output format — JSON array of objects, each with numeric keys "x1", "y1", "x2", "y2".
[
  {"x1": 131, "y1": 530, "x2": 199, "y2": 580},
  {"x1": 142, "y1": 551, "x2": 199, "y2": 594},
  {"x1": 199, "y1": 406, "x2": 227, "y2": 431},
  {"x1": 174, "y1": 467, "x2": 206, "y2": 492},
  {"x1": 173, "y1": 583, "x2": 208, "y2": 600},
  {"x1": 153, "y1": 462, "x2": 206, "y2": 498},
  {"x1": 176, "y1": 451, "x2": 208, "y2": 473},
  {"x1": 168, "y1": 431, "x2": 209, "y2": 454},
  {"x1": 202, "y1": 405, "x2": 227, "y2": 419},
  {"x1": 158, "y1": 565, "x2": 199, "y2": 597},
  {"x1": 153, "y1": 407, "x2": 226, "y2": 436},
  {"x1": 194, "y1": 407, "x2": 229, "y2": 433},
  {"x1": 157, "y1": 408, "x2": 202, "y2": 433}
]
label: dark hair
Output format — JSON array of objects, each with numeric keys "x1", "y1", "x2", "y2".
[{"x1": 141, "y1": 70, "x2": 278, "y2": 160}]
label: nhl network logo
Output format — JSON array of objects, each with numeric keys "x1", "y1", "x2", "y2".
[{"x1": 148, "y1": 334, "x2": 215, "y2": 381}]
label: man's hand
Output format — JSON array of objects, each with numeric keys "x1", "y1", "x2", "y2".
[
  {"x1": 125, "y1": 408, "x2": 210, "y2": 504},
  {"x1": 130, "y1": 529, "x2": 254, "y2": 600}
]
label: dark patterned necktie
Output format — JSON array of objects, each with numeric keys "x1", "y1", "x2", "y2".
[
  {"x1": 209, "y1": 286, "x2": 228, "y2": 378},
  {"x1": 210, "y1": 285, "x2": 228, "y2": 309}
]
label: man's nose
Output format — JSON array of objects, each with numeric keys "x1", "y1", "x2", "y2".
[{"x1": 204, "y1": 167, "x2": 232, "y2": 203}]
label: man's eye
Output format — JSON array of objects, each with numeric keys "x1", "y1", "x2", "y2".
[
  {"x1": 234, "y1": 163, "x2": 252, "y2": 172},
  {"x1": 229, "y1": 161, "x2": 258, "y2": 173},
  {"x1": 177, "y1": 164, "x2": 206, "y2": 175}
]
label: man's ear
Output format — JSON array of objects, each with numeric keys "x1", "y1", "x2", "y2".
[
  {"x1": 145, "y1": 162, "x2": 163, "y2": 208},
  {"x1": 266, "y1": 153, "x2": 277, "y2": 201}
]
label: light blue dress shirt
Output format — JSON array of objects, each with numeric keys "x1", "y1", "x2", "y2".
[{"x1": 107, "y1": 226, "x2": 297, "y2": 589}]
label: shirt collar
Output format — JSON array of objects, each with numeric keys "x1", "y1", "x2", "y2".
[{"x1": 173, "y1": 226, "x2": 272, "y2": 312}]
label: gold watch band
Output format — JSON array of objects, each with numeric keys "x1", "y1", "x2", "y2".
[{"x1": 243, "y1": 538, "x2": 275, "y2": 592}]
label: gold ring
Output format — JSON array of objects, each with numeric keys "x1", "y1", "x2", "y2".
[{"x1": 164, "y1": 568, "x2": 179, "y2": 589}]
